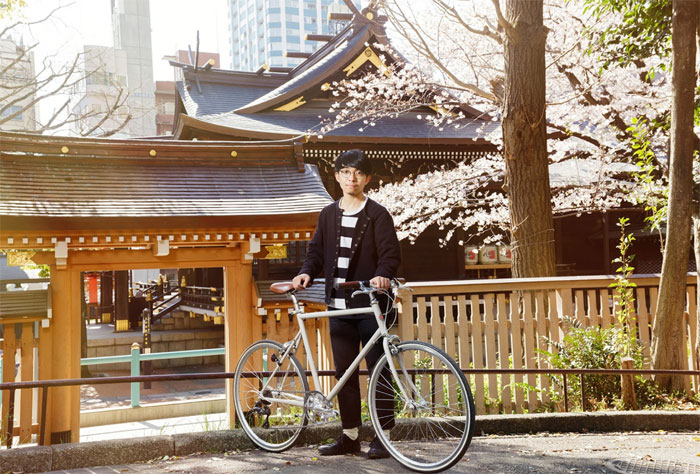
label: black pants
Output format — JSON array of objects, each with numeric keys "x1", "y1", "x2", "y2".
[{"x1": 329, "y1": 312, "x2": 395, "y2": 430}]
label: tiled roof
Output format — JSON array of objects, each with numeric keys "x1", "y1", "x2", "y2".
[
  {"x1": 178, "y1": 105, "x2": 497, "y2": 143},
  {"x1": 0, "y1": 132, "x2": 332, "y2": 225},
  {"x1": 176, "y1": 80, "x2": 277, "y2": 117},
  {"x1": 173, "y1": 14, "x2": 496, "y2": 145},
  {"x1": 235, "y1": 24, "x2": 372, "y2": 114}
]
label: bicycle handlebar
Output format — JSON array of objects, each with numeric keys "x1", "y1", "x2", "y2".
[
  {"x1": 269, "y1": 278, "x2": 408, "y2": 296},
  {"x1": 335, "y1": 278, "x2": 406, "y2": 291}
]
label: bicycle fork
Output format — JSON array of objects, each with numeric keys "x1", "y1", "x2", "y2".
[{"x1": 383, "y1": 338, "x2": 427, "y2": 413}]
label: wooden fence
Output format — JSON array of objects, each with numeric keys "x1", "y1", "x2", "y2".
[
  {"x1": 395, "y1": 274, "x2": 698, "y2": 415},
  {"x1": 0, "y1": 322, "x2": 40, "y2": 445}
]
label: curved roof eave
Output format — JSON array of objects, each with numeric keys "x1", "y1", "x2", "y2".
[
  {"x1": 234, "y1": 24, "x2": 374, "y2": 115},
  {"x1": 174, "y1": 113, "x2": 304, "y2": 141},
  {"x1": 176, "y1": 113, "x2": 496, "y2": 146}
]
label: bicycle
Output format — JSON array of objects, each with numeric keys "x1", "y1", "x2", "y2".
[{"x1": 233, "y1": 279, "x2": 475, "y2": 473}]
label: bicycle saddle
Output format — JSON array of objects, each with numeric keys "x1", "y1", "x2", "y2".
[{"x1": 270, "y1": 281, "x2": 295, "y2": 294}]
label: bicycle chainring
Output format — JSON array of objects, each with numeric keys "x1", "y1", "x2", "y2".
[{"x1": 304, "y1": 390, "x2": 338, "y2": 425}]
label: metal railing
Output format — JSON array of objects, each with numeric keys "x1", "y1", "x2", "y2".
[
  {"x1": 0, "y1": 366, "x2": 697, "y2": 449},
  {"x1": 80, "y1": 344, "x2": 225, "y2": 407}
]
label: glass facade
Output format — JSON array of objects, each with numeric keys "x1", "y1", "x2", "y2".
[{"x1": 227, "y1": 0, "x2": 361, "y2": 71}]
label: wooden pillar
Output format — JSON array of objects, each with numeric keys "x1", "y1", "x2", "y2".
[
  {"x1": 223, "y1": 248, "x2": 255, "y2": 428},
  {"x1": 19, "y1": 323, "x2": 34, "y2": 444},
  {"x1": 602, "y1": 213, "x2": 610, "y2": 274},
  {"x1": 114, "y1": 270, "x2": 129, "y2": 331},
  {"x1": 2, "y1": 324, "x2": 17, "y2": 437},
  {"x1": 100, "y1": 271, "x2": 113, "y2": 322},
  {"x1": 45, "y1": 264, "x2": 81, "y2": 443},
  {"x1": 38, "y1": 318, "x2": 52, "y2": 445}
]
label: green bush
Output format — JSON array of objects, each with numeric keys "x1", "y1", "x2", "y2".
[{"x1": 540, "y1": 322, "x2": 645, "y2": 410}]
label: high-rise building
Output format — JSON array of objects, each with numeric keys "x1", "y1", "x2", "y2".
[
  {"x1": 111, "y1": 0, "x2": 156, "y2": 136},
  {"x1": 227, "y1": 0, "x2": 361, "y2": 71},
  {"x1": 0, "y1": 38, "x2": 37, "y2": 132},
  {"x1": 71, "y1": 0, "x2": 157, "y2": 137},
  {"x1": 69, "y1": 45, "x2": 130, "y2": 137}
]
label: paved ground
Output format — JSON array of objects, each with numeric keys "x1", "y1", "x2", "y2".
[
  {"x1": 45, "y1": 431, "x2": 700, "y2": 473},
  {"x1": 80, "y1": 413, "x2": 228, "y2": 443}
]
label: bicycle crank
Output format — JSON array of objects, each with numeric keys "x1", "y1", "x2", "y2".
[{"x1": 304, "y1": 391, "x2": 338, "y2": 425}]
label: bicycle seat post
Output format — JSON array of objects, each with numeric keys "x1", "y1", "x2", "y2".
[{"x1": 288, "y1": 291, "x2": 301, "y2": 313}]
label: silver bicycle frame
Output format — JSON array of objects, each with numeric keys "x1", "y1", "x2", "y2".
[{"x1": 259, "y1": 289, "x2": 415, "y2": 408}]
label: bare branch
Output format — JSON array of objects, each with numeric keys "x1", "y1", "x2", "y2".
[
  {"x1": 433, "y1": 0, "x2": 503, "y2": 44},
  {"x1": 489, "y1": 0, "x2": 516, "y2": 38}
]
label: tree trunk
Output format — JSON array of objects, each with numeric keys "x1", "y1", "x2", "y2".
[
  {"x1": 502, "y1": 0, "x2": 556, "y2": 278},
  {"x1": 651, "y1": 0, "x2": 697, "y2": 391},
  {"x1": 693, "y1": 215, "x2": 700, "y2": 385}
]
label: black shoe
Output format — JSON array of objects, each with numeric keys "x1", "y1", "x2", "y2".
[
  {"x1": 368, "y1": 436, "x2": 390, "y2": 459},
  {"x1": 318, "y1": 434, "x2": 361, "y2": 456}
]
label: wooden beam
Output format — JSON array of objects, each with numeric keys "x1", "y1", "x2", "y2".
[
  {"x1": 1, "y1": 225, "x2": 317, "y2": 251},
  {"x1": 306, "y1": 34, "x2": 334, "y2": 42},
  {"x1": 32, "y1": 247, "x2": 243, "y2": 271},
  {"x1": 268, "y1": 66, "x2": 293, "y2": 73},
  {"x1": 285, "y1": 51, "x2": 312, "y2": 59}
]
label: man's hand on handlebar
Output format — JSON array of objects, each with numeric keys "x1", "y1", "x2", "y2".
[
  {"x1": 370, "y1": 276, "x2": 391, "y2": 289},
  {"x1": 292, "y1": 273, "x2": 311, "y2": 291}
]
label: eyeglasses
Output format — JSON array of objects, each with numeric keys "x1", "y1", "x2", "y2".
[{"x1": 338, "y1": 168, "x2": 366, "y2": 179}]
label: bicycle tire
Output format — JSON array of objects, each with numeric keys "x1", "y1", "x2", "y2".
[
  {"x1": 368, "y1": 340, "x2": 475, "y2": 472},
  {"x1": 233, "y1": 339, "x2": 309, "y2": 452}
]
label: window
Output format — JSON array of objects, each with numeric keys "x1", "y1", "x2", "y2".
[
  {"x1": 0, "y1": 105, "x2": 23, "y2": 121},
  {"x1": 86, "y1": 71, "x2": 115, "y2": 86}
]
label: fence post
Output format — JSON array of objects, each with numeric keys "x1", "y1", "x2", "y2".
[
  {"x1": 130, "y1": 342, "x2": 141, "y2": 407},
  {"x1": 620, "y1": 357, "x2": 637, "y2": 409}
]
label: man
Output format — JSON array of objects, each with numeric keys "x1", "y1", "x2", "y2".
[{"x1": 292, "y1": 149, "x2": 401, "y2": 459}]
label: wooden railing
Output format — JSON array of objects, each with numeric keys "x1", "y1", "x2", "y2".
[{"x1": 394, "y1": 274, "x2": 698, "y2": 415}]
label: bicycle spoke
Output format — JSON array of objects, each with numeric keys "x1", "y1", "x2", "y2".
[
  {"x1": 233, "y1": 341, "x2": 309, "y2": 452},
  {"x1": 368, "y1": 341, "x2": 475, "y2": 472}
]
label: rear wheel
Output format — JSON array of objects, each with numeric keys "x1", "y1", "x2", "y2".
[
  {"x1": 233, "y1": 340, "x2": 309, "y2": 452},
  {"x1": 367, "y1": 341, "x2": 475, "y2": 472}
]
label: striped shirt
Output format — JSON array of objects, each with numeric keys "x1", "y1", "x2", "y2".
[{"x1": 330, "y1": 199, "x2": 367, "y2": 309}]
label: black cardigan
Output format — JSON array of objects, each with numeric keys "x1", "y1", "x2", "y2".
[{"x1": 298, "y1": 198, "x2": 401, "y2": 308}]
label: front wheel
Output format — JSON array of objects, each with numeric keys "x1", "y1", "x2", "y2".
[
  {"x1": 367, "y1": 341, "x2": 475, "y2": 472},
  {"x1": 233, "y1": 340, "x2": 309, "y2": 452}
]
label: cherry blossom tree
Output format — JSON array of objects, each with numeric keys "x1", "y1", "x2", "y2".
[{"x1": 320, "y1": 1, "x2": 671, "y2": 276}]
